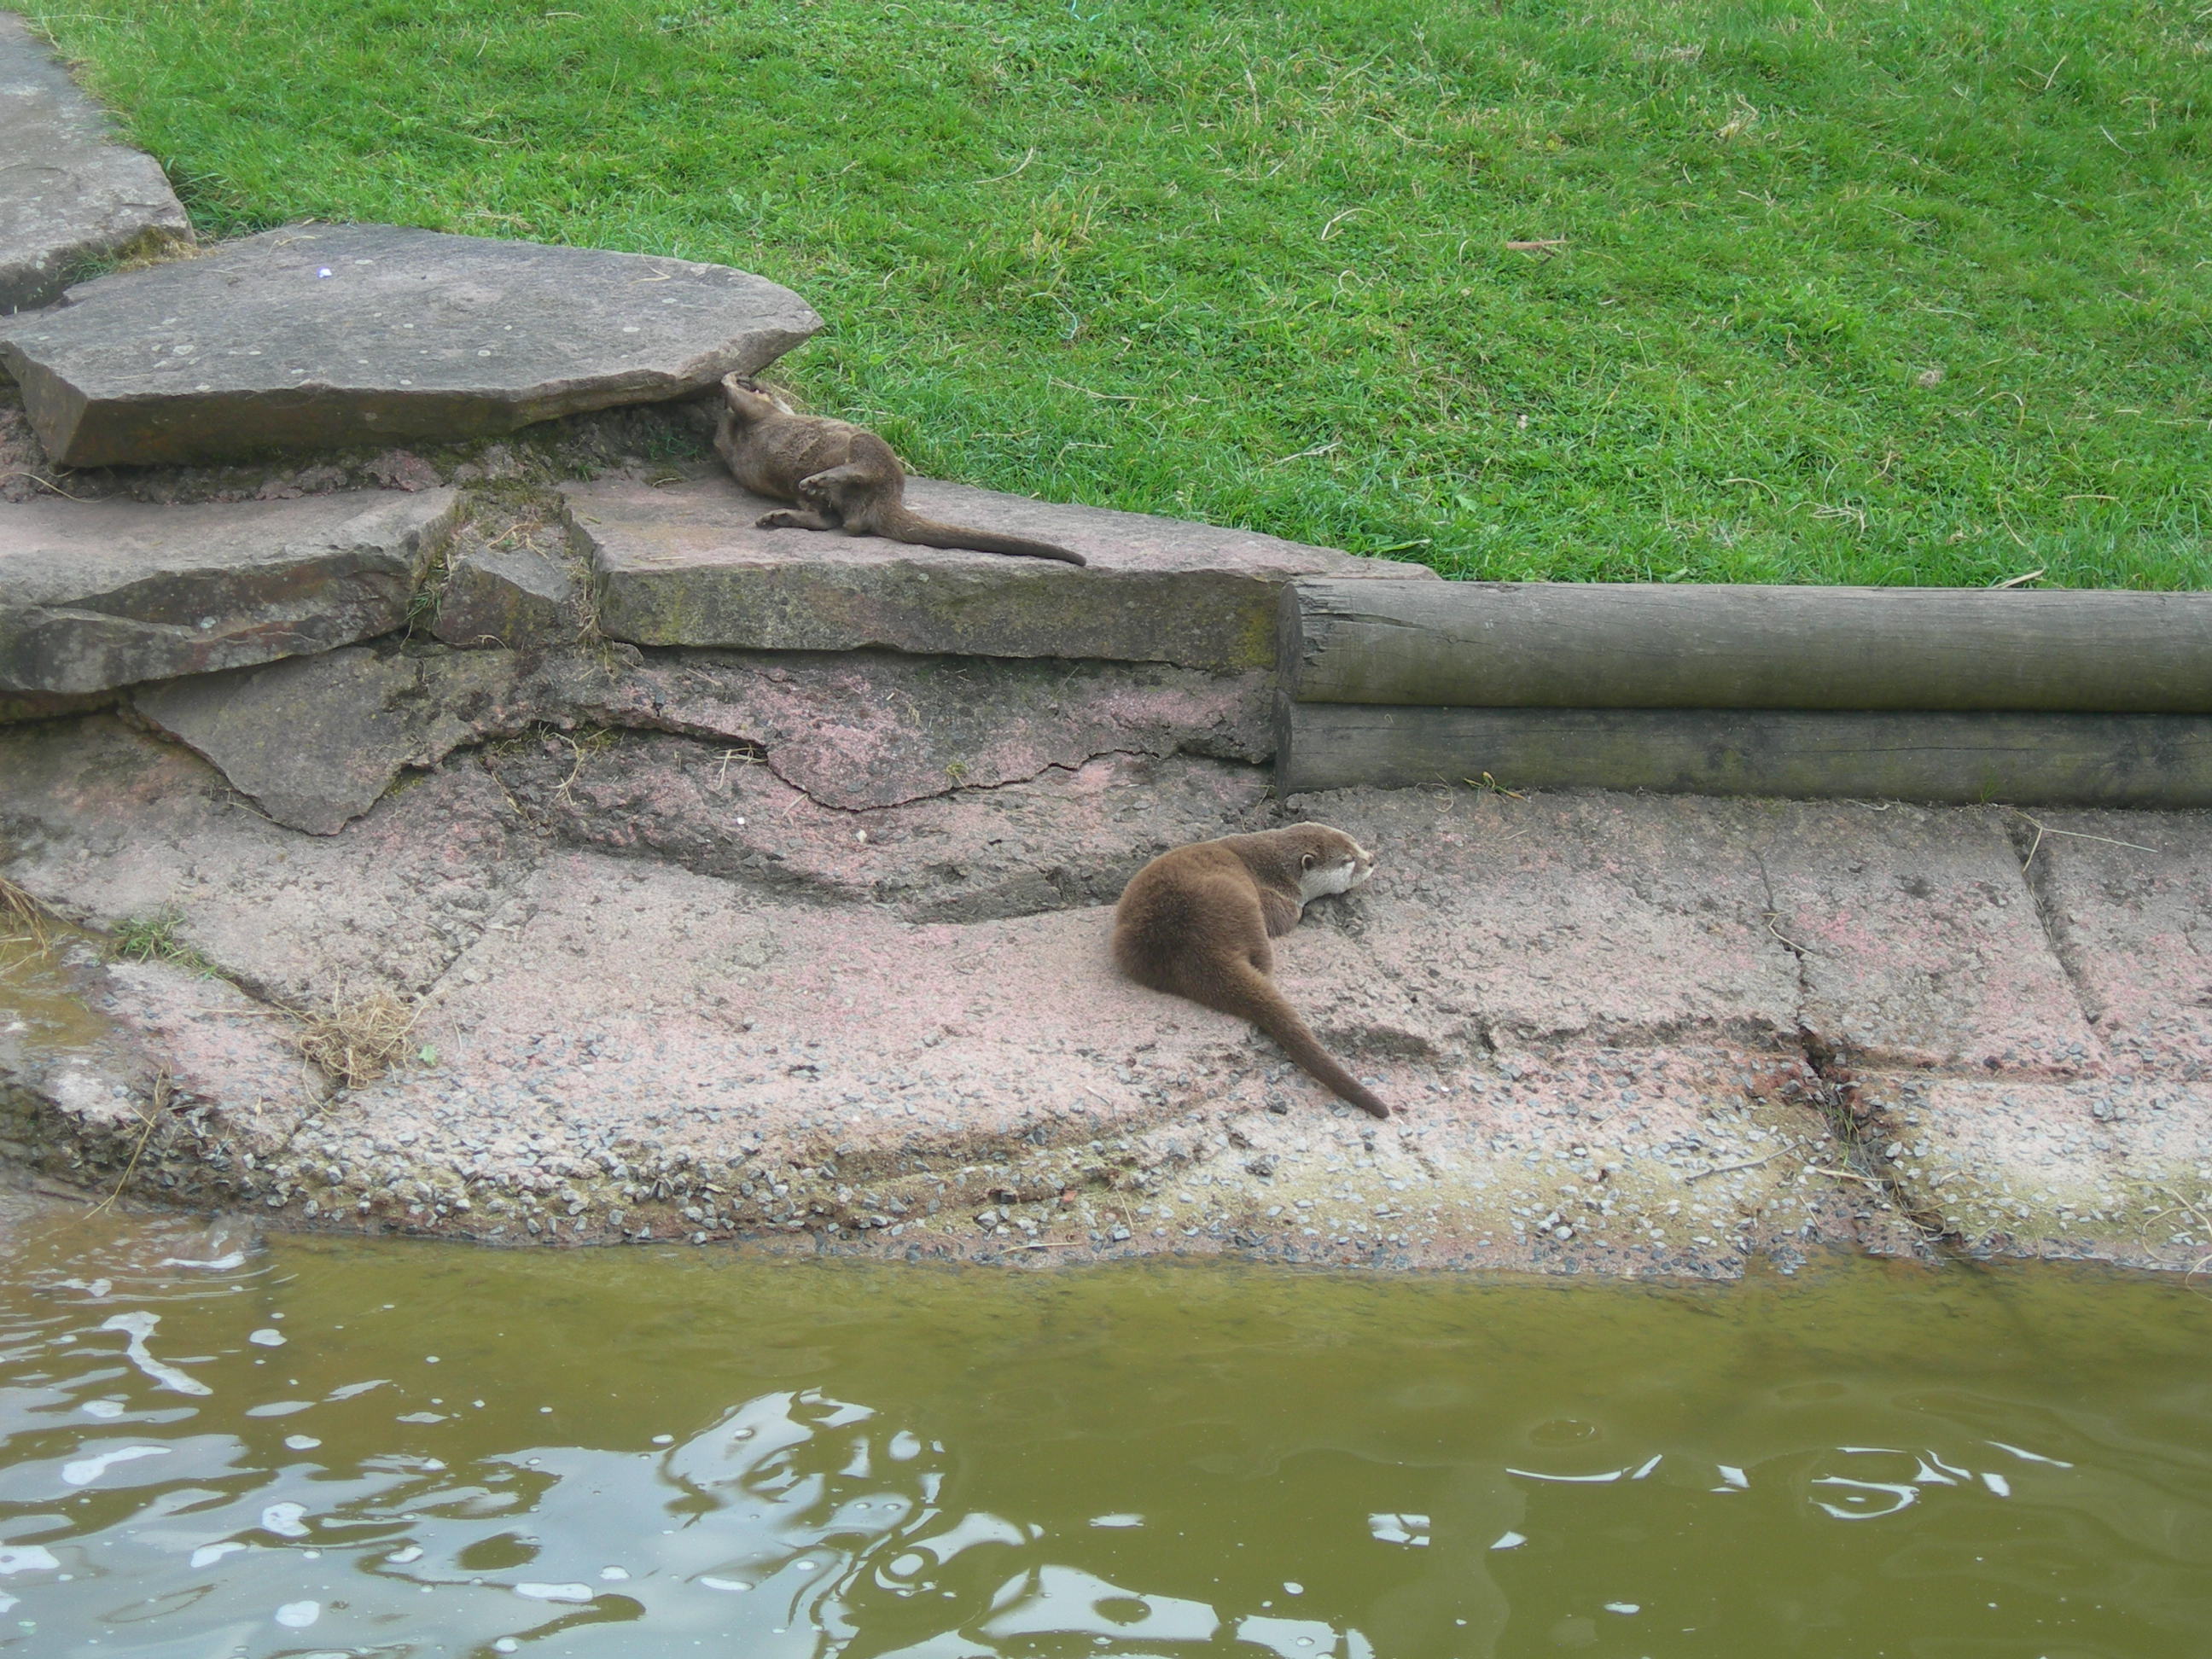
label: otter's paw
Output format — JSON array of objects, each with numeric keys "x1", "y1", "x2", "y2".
[{"x1": 755, "y1": 510, "x2": 802, "y2": 529}]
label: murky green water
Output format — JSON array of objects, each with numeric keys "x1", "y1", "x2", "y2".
[{"x1": 3, "y1": 1192, "x2": 2209, "y2": 1658}]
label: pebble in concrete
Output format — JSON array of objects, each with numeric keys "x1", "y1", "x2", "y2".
[
  {"x1": 0, "y1": 489, "x2": 457, "y2": 694},
  {"x1": 568, "y1": 474, "x2": 1435, "y2": 672},
  {"x1": 0, "y1": 14, "x2": 189, "y2": 314},
  {"x1": 0, "y1": 224, "x2": 823, "y2": 466}
]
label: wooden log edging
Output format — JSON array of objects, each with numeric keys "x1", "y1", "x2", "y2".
[
  {"x1": 1275, "y1": 702, "x2": 2212, "y2": 806},
  {"x1": 1277, "y1": 579, "x2": 2212, "y2": 806},
  {"x1": 1283, "y1": 579, "x2": 2212, "y2": 712}
]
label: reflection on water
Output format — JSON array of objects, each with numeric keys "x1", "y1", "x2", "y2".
[{"x1": 2, "y1": 1187, "x2": 2209, "y2": 1656}]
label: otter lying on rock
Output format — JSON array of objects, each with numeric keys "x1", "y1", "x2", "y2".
[
  {"x1": 713, "y1": 374, "x2": 1086, "y2": 565},
  {"x1": 1111, "y1": 824, "x2": 1388, "y2": 1118}
]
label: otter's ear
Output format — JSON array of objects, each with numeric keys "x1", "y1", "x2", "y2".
[{"x1": 1300, "y1": 853, "x2": 1316, "y2": 870}]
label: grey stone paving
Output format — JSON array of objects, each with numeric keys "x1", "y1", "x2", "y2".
[
  {"x1": 0, "y1": 489, "x2": 457, "y2": 693},
  {"x1": 0, "y1": 224, "x2": 822, "y2": 466},
  {"x1": 571, "y1": 474, "x2": 1435, "y2": 671},
  {"x1": 0, "y1": 13, "x2": 189, "y2": 314}
]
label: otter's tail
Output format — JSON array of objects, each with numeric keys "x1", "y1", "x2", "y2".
[
  {"x1": 877, "y1": 505, "x2": 1086, "y2": 566},
  {"x1": 1212, "y1": 962, "x2": 1390, "y2": 1119}
]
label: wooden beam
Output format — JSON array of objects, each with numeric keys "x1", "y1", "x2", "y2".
[
  {"x1": 1275, "y1": 701, "x2": 2212, "y2": 806},
  {"x1": 1283, "y1": 580, "x2": 2212, "y2": 712}
]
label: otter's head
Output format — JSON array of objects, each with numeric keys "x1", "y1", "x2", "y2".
[
  {"x1": 719, "y1": 373, "x2": 794, "y2": 419},
  {"x1": 1285, "y1": 824, "x2": 1375, "y2": 900}
]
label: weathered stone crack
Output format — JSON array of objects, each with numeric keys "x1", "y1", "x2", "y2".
[{"x1": 2003, "y1": 809, "x2": 2109, "y2": 1031}]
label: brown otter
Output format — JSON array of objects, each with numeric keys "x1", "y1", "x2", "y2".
[
  {"x1": 712, "y1": 375, "x2": 1086, "y2": 565},
  {"x1": 1111, "y1": 824, "x2": 1388, "y2": 1119}
]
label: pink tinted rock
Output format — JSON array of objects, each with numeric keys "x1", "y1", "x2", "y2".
[
  {"x1": 1286, "y1": 788, "x2": 1802, "y2": 1051},
  {"x1": 1752, "y1": 801, "x2": 2099, "y2": 1075},
  {"x1": 122, "y1": 638, "x2": 1266, "y2": 832},
  {"x1": 306, "y1": 847, "x2": 1859, "y2": 1272},
  {"x1": 490, "y1": 732, "x2": 1270, "y2": 922},
  {"x1": 96, "y1": 960, "x2": 315, "y2": 1148},
  {"x1": 588, "y1": 649, "x2": 1272, "y2": 809},
  {"x1": 2017, "y1": 809, "x2": 2212, "y2": 1080},
  {"x1": 0, "y1": 714, "x2": 536, "y2": 1001}
]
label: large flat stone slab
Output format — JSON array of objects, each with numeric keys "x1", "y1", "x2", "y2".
[
  {"x1": 568, "y1": 474, "x2": 1436, "y2": 671},
  {"x1": 0, "y1": 14, "x2": 189, "y2": 314},
  {"x1": 1286, "y1": 787, "x2": 1803, "y2": 1054},
  {"x1": 0, "y1": 488, "x2": 457, "y2": 693},
  {"x1": 0, "y1": 224, "x2": 822, "y2": 466}
]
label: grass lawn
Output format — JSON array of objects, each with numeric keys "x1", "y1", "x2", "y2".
[{"x1": 22, "y1": 0, "x2": 2209, "y2": 586}]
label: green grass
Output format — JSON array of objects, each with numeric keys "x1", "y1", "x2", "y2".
[
  {"x1": 107, "y1": 908, "x2": 217, "y2": 975},
  {"x1": 25, "y1": 0, "x2": 2210, "y2": 585}
]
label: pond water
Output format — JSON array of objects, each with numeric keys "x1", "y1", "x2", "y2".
[{"x1": 2, "y1": 1190, "x2": 2209, "y2": 1658}]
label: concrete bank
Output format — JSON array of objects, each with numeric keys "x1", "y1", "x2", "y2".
[{"x1": 5, "y1": 676, "x2": 2209, "y2": 1278}]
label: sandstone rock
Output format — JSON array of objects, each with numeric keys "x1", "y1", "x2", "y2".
[
  {"x1": 122, "y1": 634, "x2": 1272, "y2": 835},
  {"x1": 0, "y1": 715, "x2": 539, "y2": 1004},
  {"x1": 20, "y1": 707, "x2": 2209, "y2": 1272},
  {"x1": 0, "y1": 224, "x2": 822, "y2": 466},
  {"x1": 568, "y1": 648, "x2": 1273, "y2": 809},
  {"x1": 568, "y1": 474, "x2": 1435, "y2": 671},
  {"x1": 0, "y1": 488, "x2": 458, "y2": 694},
  {"x1": 1750, "y1": 802, "x2": 2100, "y2": 1075},
  {"x1": 132, "y1": 643, "x2": 530, "y2": 835},
  {"x1": 491, "y1": 736, "x2": 1273, "y2": 922},
  {"x1": 432, "y1": 539, "x2": 578, "y2": 650},
  {"x1": 1283, "y1": 787, "x2": 1804, "y2": 1052},
  {"x1": 0, "y1": 15, "x2": 189, "y2": 314},
  {"x1": 2010, "y1": 809, "x2": 2212, "y2": 1080},
  {"x1": 0, "y1": 685, "x2": 109, "y2": 724}
]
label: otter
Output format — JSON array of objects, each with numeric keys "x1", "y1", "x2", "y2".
[
  {"x1": 712, "y1": 375, "x2": 1086, "y2": 566},
  {"x1": 1111, "y1": 824, "x2": 1388, "y2": 1119}
]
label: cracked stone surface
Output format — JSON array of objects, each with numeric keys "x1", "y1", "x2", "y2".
[
  {"x1": 0, "y1": 13, "x2": 190, "y2": 314},
  {"x1": 486, "y1": 735, "x2": 1272, "y2": 923},
  {"x1": 2010, "y1": 809, "x2": 2212, "y2": 1080},
  {"x1": 1862, "y1": 1074, "x2": 2212, "y2": 1270},
  {"x1": 0, "y1": 487, "x2": 459, "y2": 694},
  {"x1": 568, "y1": 474, "x2": 1436, "y2": 671},
  {"x1": 127, "y1": 639, "x2": 1272, "y2": 835},
  {"x1": 7, "y1": 686, "x2": 2205, "y2": 1275},
  {"x1": 0, "y1": 719, "x2": 536, "y2": 1004},
  {"x1": 1751, "y1": 801, "x2": 2104, "y2": 1075},
  {"x1": 0, "y1": 224, "x2": 822, "y2": 466}
]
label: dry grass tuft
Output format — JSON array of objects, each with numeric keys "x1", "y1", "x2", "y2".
[
  {"x1": 1, "y1": 876, "x2": 53, "y2": 953},
  {"x1": 294, "y1": 986, "x2": 421, "y2": 1090}
]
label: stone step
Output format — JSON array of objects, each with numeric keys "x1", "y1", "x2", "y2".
[
  {"x1": 0, "y1": 488, "x2": 457, "y2": 693},
  {"x1": 568, "y1": 474, "x2": 1436, "y2": 672},
  {"x1": 0, "y1": 224, "x2": 821, "y2": 466},
  {"x1": 0, "y1": 14, "x2": 190, "y2": 315}
]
